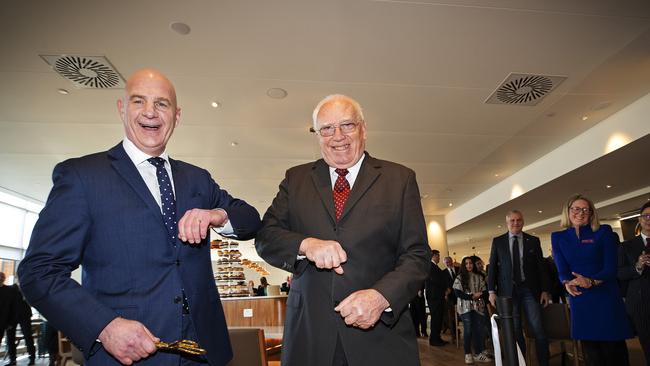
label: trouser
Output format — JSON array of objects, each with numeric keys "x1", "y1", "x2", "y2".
[
  {"x1": 6, "y1": 318, "x2": 36, "y2": 361},
  {"x1": 180, "y1": 311, "x2": 208, "y2": 365},
  {"x1": 443, "y1": 297, "x2": 457, "y2": 337},
  {"x1": 332, "y1": 334, "x2": 349, "y2": 366},
  {"x1": 409, "y1": 295, "x2": 427, "y2": 336},
  {"x1": 581, "y1": 340, "x2": 629, "y2": 366},
  {"x1": 460, "y1": 311, "x2": 485, "y2": 355},
  {"x1": 427, "y1": 297, "x2": 445, "y2": 343},
  {"x1": 509, "y1": 285, "x2": 550, "y2": 366}
]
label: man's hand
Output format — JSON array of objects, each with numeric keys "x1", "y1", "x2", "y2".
[
  {"x1": 489, "y1": 292, "x2": 497, "y2": 308},
  {"x1": 178, "y1": 209, "x2": 228, "y2": 244},
  {"x1": 540, "y1": 291, "x2": 550, "y2": 308},
  {"x1": 637, "y1": 251, "x2": 650, "y2": 271},
  {"x1": 334, "y1": 289, "x2": 389, "y2": 329},
  {"x1": 98, "y1": 317, "x2": 159, "y2": 365},
  {"x1": 472, "y1": 292, "x2": 482, "y2": 300},
  {"x1": 299, "y1": 238, "x2": 347, "y2": 274}
]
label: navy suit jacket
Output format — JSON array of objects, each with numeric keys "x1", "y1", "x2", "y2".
[
  {"x1": 487, "y1": 232, "x2": 549, "y2": 300},
  {"x1": 18, "y1": 143, "x2": 261, "y2": 366},
  {"x1": 618, "y1": 235, "x2": 650, "y2": 327}
]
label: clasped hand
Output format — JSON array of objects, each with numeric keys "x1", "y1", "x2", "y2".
[
  {"x1": 299, "y1": 238, "x2": 347, "y2": 274},
  {"x1": 565, "y1": 272, "x2": 596, "y2": 297},
  {"x1": 636, "y1": 251, "x2": 650, "y2": 271},
  {"x1": 334, "y1": 289, "x2": 389, "y2": 330},
  {"x1": 98, "y1": 317, "x2": 159, "y2": 365}
]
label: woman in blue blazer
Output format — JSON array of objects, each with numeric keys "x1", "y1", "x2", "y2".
[{"x1": 551, "y1": 194, "x2": 632, "y2": 366}]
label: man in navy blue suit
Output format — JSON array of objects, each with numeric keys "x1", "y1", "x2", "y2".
[
  {"x1": 488, "y1": 210, "x2": 550, "y2": 366},
  {"x1": 18, "y1": 69, "x2": 261, "y2": 366}
]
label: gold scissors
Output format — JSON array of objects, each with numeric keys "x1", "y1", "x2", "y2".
[{"x1": 155, "y1": 339, "x2": 207, "y2": 356}]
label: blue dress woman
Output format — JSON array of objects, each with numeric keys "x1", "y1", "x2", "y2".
[{"x1": 552, "y1": 194, "x2": 632, "y2": 366}]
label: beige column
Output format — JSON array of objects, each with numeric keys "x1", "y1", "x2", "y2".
[{"x1": 424, "y1": 215, "x2": 448, "y2": 257}]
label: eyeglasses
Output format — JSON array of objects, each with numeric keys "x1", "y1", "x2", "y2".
[
  {"x1": 640, "y1": 214, "x2": 650, "y2": 221},
  {"x1": 569, "y1": 207, "x2": 591, "y2": 214},
  {"x1": 310, "y1": 120, "x2": 360, "y2": 137}
]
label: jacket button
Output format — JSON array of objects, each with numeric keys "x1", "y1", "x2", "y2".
[{"x1": 174, "y1": 296, "x2": 182, "y2": 304}]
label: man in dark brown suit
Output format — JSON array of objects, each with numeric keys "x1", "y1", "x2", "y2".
[
  {"x1": 618, "y1": 201, "x2": 650, "y2": 365},
  {"x1": 256, "y1": 95, "x2": 431, "y2": 366}
]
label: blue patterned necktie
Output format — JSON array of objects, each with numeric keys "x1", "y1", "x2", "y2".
[{"x1": 148, "y1": 157, "x2": 177, "y2": 241}]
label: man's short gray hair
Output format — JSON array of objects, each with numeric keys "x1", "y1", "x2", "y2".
[
  {"x1": 312, "y1": 94, "x2": 365, "y2": 130},
  {"x1": 506, "y1": 210, "x2": 523, "y2": 220}
]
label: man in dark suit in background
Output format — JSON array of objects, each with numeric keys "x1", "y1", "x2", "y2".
[
  {"x1": 488, "y1": 210, "x2": 550, "y2": 366},
  {"x1": 618, "y1": 201, "x2": 650, "y2": 365},
  {"x1": 5, "y1": 281, "x2": 36, "y2": 365},
  {"x1": 256, "y1": 95, "x2": 431, "y2": 366},
  {"x1": 426, "y1": 250, "x2": 449, "y2": 346},
  {"x1": 441, "y1": 256, "x2": 458, "y2": 341},
  {"x1": 18, "y1": 69, "x2": 261, "y2": 366},
  {"x1": 0, "y1": 272, "x2": 16, "y2": 352}
]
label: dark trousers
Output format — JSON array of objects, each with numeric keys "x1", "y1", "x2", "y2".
[
  {"x1": 427, "y1": 296, "x2": 445, "y2": 343},
  {"x1": 460, "y1": 311, "x2": 485, "y2": 355},
  {"x1": 332, "y1": 334, "x2": 348, "y2": 366},
  {"x1": 6, "y1": 318, "x2": 36, "y2": 361},
  {"x1": 180, "y1": 312, "x2": 208, "y2": 365},
  {"x1": 638, "y1": 327, "x2": 650, "y2": 366},
  {"x1": 629, "y1": 306, "x2": 650, "y2": 366},
  {"x1": 409, "y1": 295, "x2": 427, "y2": 336},
  {"x1": 443, "y1": 297, "x2": 457, "y2": 337},
  {"x1": 581, "y1": 340, "x2": 629, "y2": 366},
  {"x1": 510, "y1": 285, "x2": 549, "y2": 366}
]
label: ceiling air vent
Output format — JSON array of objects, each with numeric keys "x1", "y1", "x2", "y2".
[
  {"x1": 485, "y1": 73, "x2": 566, "y2": 106},
  {"x1": 40, "y1": 55, "x2": 125, "y2": 89}
]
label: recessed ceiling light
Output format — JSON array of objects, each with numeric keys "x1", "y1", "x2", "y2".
[
  {"x1": 606, "y1": 185, "x2": 612, "y2": 189},
  {"x1": 538, "y1": 210, "x2": 543, "y2": 213},
  {"x1": 267, "y1": 88, "x2": 288, "y2": 99},
  {"x1": 494, "y1": 173, "x2": 500, "y2": 177},
  {"x1": 170, "y1": 22, "x2": 191, "y2": 35},
  {"x1": 230, "y1": 141, "x2": 239, "y2": 147},
  {"x1": 581, "y1": 116, "x2": 589, "y2": 121},
  {"x1": 211, "y1": 101, "x2": 220, "y2": 108},
  {"x1": 448, "y1": 202, "x2": 453, "y2": 207},
  {"x1": 497, "y1": 225, "x2": 502, "y2": 228},
  {"x1": 57, "y1": 88, "x2": 69, "y2": 95}
]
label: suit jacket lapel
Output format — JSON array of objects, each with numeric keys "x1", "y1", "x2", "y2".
[
  {"x1": 501, "y1": 234, "x2": 513, "y2": 275},
  {"x1": 108, "y1": 143, "x2": 162, "y2": 220},
  {"x1": 310, "y1": 160, "x2": 336, "y2": 223},
  {"x1": 339, "y1": 154, "x2": 381, "y2": 221},
  {"x1": 170, "y1": 158, "x2": 190, "y2": 221}
]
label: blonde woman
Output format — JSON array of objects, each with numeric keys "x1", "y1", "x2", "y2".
[{"x1": 551, "y1": 194, "x2": 632, "y2": 366}]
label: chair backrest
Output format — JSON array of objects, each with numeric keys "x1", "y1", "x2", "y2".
[
  {"x1": 542, "y1": 303, "x2": 572, "y2": 340},
  {"x1": 522, "y1": 303, "x2": 571, "y2": 340},
  {"x1": 267, "y1": 285, "x2": 281, "y2": 296},
  {"x1": 227, "y1": 328, "x2": 268, "y2": 366}
]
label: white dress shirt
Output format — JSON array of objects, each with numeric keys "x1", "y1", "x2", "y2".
[
  {"x1": 328, "y1": 154, "x2": 365, "y2": 190},
  {"x1": 122, "y1": 138, "x2": 233, "y2": 234}
]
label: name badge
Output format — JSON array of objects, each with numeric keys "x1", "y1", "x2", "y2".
[{"x1": 581, "y1": 239, "x2": 594, "y2": 244}]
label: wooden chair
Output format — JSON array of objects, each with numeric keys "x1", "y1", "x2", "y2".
[
  {"x1": 523, "y1": 303, "x2": 581, "y2": 366},
  {"x1": 227, "y1": 328, "x2": 268, "y2": 366},
  {"x1": 57, "y1": 332, "x2": 73, "y2": 366}
]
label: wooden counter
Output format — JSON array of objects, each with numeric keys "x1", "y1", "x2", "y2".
[{"x1": 221, "y1": 295, "x2": 287, "y2": 327}]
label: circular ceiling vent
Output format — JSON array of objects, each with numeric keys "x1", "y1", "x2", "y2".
[
  {"x1": 496, "y1": 75, "x2": 553, "y2": 104},
  {"x1": 54, "y1": 56, "x2": 120, "y2": 88}
]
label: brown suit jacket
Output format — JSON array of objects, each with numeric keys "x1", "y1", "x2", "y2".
[{"x1": 256, "y1": 153, "x2": 431, "y2": 366}]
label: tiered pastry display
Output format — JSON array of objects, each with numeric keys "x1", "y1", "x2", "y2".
[{"x1": 211, "y1": 239, "x2": 249, "y2": 298}]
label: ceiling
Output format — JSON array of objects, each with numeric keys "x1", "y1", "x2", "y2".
[{"x1": 1, "y1": 0, "x2": 649, "y2": 260}]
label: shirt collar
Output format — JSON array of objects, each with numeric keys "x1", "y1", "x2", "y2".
[
  {"x1": 328, "y1": 153, "x2": 365, "y2": 187},
  {"x1": 122, "y1": 137, "x2": 170, "y2": 166},
  {"x1": 508, "y1": 232, "x2": 523, "y2": 240},
  {"x1": 642, "y1": 232, "x2": 649, "y2": 243}
]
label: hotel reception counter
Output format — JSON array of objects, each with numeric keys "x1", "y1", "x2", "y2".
[{"x1": 221, "y1": 295, "x2": 287, "y2": 327}]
